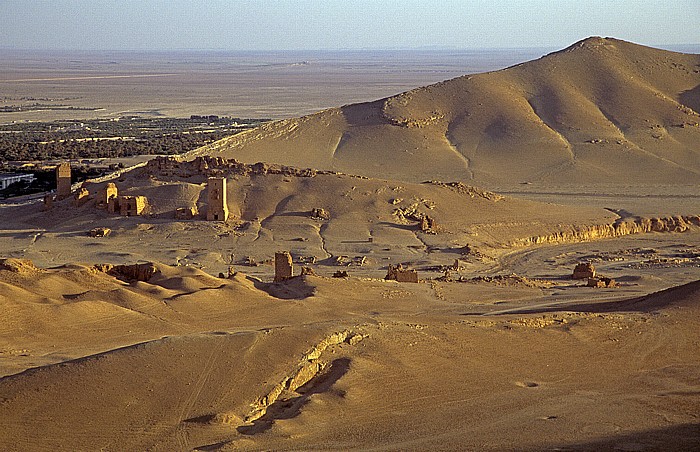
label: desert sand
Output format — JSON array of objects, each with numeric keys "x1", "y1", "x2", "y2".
[{"x1": 1, "y1": 37, "x2": 699, "y2": 451}]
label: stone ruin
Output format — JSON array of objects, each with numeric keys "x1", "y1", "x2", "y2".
[
  {"x1": 72, "y1": 187, "x2": 90, "y2": 207},
  {"x1": 587, "y1": 277, "x2": 616, "y2": 288},
  {"x1": 175, "y1": 206, "x2": 199, "y2": 220},
  {"x1": 419, "y1": 215, "x2": 438, "y2": 233},
  {"x1": 572, "y1": 263, "x2": 596, "y2": 280},
  {"x1": 300, "y1": 266, "x2": 316, "y2": 276},
  {"x1": 89, "y1": 227, "x2": 111, "y2": 237},
  {"x1": 385, "y1": 264, "x2": 419, "y2": 283},
  {"x1": 274, "y1": 251, "x2": 294, "y2": 282},
  {"x1": 42, "y1": 194, "x2": 53, "y2": 211},
  {"x1": 143, "y1": 155, "x2": 338, "y2": 179},
  {"x1": 206, "y1": 177, "x2": 229, "y2": 221},
  {"x1": 42, "y1": 166, "x2": 150, "y2": 218},
  {"x1": 310, "y1": 208, "x2": 330, "y2": 220},
  {"x1": 106, "y1": 262, "x2": 158, "y2": 282},
  {"x1": 118, "y1": 196, "x2": 148, "y2": 216},
  {"x1": 94, "y1": 182, "x2": 148, "y2": 216},
  {"x1": 55, "y1": 162, "x2": 72, "y2": 200},
  {"x1": 92, "y1": 262, "x2": 157, "y2": 282},
  {"x1": 97, "y1": 182, "x2": 118, "y2": 208}
]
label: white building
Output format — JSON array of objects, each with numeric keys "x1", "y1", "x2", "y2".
[{"x1": 0, "y1": 173, "x2": 35, "y2": 190}]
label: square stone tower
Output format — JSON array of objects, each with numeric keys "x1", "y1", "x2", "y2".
[
  {"x1": 55, "y1": 162, "x2": 72, "y2": 200},
  {"x1": 275, "y1": 252, "x2": 294, "y2": 282},
  {"x1": 207, "y1": 177, "x2": 229, "y2": 221}
]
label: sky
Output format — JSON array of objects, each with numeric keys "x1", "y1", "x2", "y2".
[{"x1": 1, "y1": 0, "x2": 698, "y2": 51}]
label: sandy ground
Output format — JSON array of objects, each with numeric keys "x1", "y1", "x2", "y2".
[
  {"x1": 0, "y1": 158, "x2": 699, "y2": 450},
  {"x1": 0, "y1": 48, "x2": 545, "y2": 122},
  {"x1": 0, "y1": 258, "x2": 698, "y2": 451}
]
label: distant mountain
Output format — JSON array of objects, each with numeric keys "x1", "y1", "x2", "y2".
[{"x1": 191, "y1": 37, "x2": 700, "y2": 186}]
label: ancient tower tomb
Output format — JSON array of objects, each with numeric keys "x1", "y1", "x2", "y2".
[
  {"x1": 275, "y1": 251, "x2": 294, "y2": 282},
  {"x1": 55, "y1": 162, "x2": 72, "y2": 200},
  {"x1": 207, "y1": 177, "x2": 229, "y2": 221},
  {"x1": 98, "y1": 183, "x2": 118, "y2": 208},
  {"x1": 118, "y1": 195, "x2": 147, "y2": 216}
]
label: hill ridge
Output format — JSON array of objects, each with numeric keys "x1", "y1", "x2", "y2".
[{"x1": 190, "y1": 37, "x2": 700, "y2": 186}]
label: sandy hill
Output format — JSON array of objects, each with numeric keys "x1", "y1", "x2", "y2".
[{"x1": 190, "y1": 37, "x2": 700, "y2": 186}]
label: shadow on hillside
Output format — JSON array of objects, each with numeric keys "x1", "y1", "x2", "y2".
[
  {"x1": 475, "y1": 279, "x2": 700, "y2": 316},
  {"x1": 679, "y1": 83, "x2": 700, "y2": 115},
  {"x1": 533, "y1": 423, "x2": 700, "y2": 452},
  {"x1": 237, "y1": 358, "x2": 351, "y2": 435},
  {"x1": 251, "y1": 275, "x2": 316, "y2": 300},
  {"x1": 339, "y1": 101, "x2": 389, "y2": 127}
]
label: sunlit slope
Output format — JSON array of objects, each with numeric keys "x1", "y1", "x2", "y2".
[{"x1": 193, "y1": 37, "x2": 700, "y2": 185}]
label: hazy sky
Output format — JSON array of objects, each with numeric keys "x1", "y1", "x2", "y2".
[{"x1": 1, "y1": 0, "x2": 698, "y2": 51}]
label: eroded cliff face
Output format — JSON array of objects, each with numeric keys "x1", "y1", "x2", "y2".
[{"x1": 510, "y1": 215, "x2": 700, "y2": 248}]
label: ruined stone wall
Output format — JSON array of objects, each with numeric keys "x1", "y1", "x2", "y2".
[
  {"x1": 143, "y1": 155, "x2": 348, "y2": 180},
  {"x1": 119, "y1": 196, "x2": 147, "y2": 216},
  {"x1": 385, "y1": 264, "x2": 419, "y2": 283}
]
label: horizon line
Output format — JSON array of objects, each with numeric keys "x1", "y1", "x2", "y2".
[{"x1": 1, "y1": 41, "x2": 699, "y2": 54}]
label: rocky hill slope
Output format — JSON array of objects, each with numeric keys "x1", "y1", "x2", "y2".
[{"x1": 191, "y1": 37, "x2": 700, "y2": 186}]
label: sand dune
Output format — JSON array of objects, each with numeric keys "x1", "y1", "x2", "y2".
[
  {"x1": 1, "y1": 260, "x2": 698, "y2": 450},
  {"x1": 191, "y1": 37, "x2": 700, "y2": 187}
]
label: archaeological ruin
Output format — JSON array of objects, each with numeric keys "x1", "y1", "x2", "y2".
[
  {"x1": 207, "y1": 177, "x2": 229, "y2": 221},
  {"x1": 97, "y1": 182, "x2": 118, "y2": 208},
  {"x1": 118, "y1": 196, "x2": 148, "y2": 216},
  {"x1": 275, "y1": 251, "x2": 294, "y2": 282},
  {"x1": 385, "y1": 264, "x2": 419, "y2": 283},
  {"x1": 572, "y1": 263, "x2": 596, "y2": 280},
  {"x1": 55, "y1": 162, "x2": 72, "y2": 200}
]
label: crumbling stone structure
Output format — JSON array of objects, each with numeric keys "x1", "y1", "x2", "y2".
[
  {"x1": 73, "y1": 187, "x2": 90, "y2": 206},
  {"x1": 587, "y1": 277, "x2": 616, "y2": 288},
  {"x1": 55, "y1": 162, "x2": 72, "y2": 200},
  {"x1": 275, "y1": 251, "x2": 294, "y2": 282},
  {"x1": 89, "y1": 227, "x2": 111, "y2": 237},
  {"x1": 143, "y1": 155, "x2": 332, "y2": 179},
  {"x1": 175, "y1": 206, "x2": 199, "y2": 220},
  {"x1": 572, "y1": 263, "x2": 596, "y2": 279},
  {"x1": 419, "y1": 215, "x2": 438, "y2": 233},
  {"x1": 109, "y1": 262, "x2": 158, "y2": 282},
  {"x1": 97, "y1": 182, "x2": 118, "y2": 208},
  {"x1": 119, "y1": 195, "x2": 147, "y2": 216},
  {"x1": 42, "y1": 194, "x2": 54, "y2": 210},
  {"x1": 385, "y1": 264, "x2": 419, "y2": 283},
  {"x1": 310, "y1": 208, "x2": 330, "y2": 220},
  {"x1": 107, "y1": 197, "x2": 119, "y2": 213},
  {"x1": 206, "y1": 177, "x2": 229, "y2": 221}
]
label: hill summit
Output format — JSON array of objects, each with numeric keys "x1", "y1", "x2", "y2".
[{"x1": 191, "y1": 37, "x2": 700, "y2": 186}]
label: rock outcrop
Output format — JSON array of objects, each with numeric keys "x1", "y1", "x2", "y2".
[{"x1": 511, "y1": 215, "x2": 700, "y2": 248}]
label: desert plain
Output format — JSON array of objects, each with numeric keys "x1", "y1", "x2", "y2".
[{"x1": 0, "y1": 38, "x2": 699, "y2": 451}]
